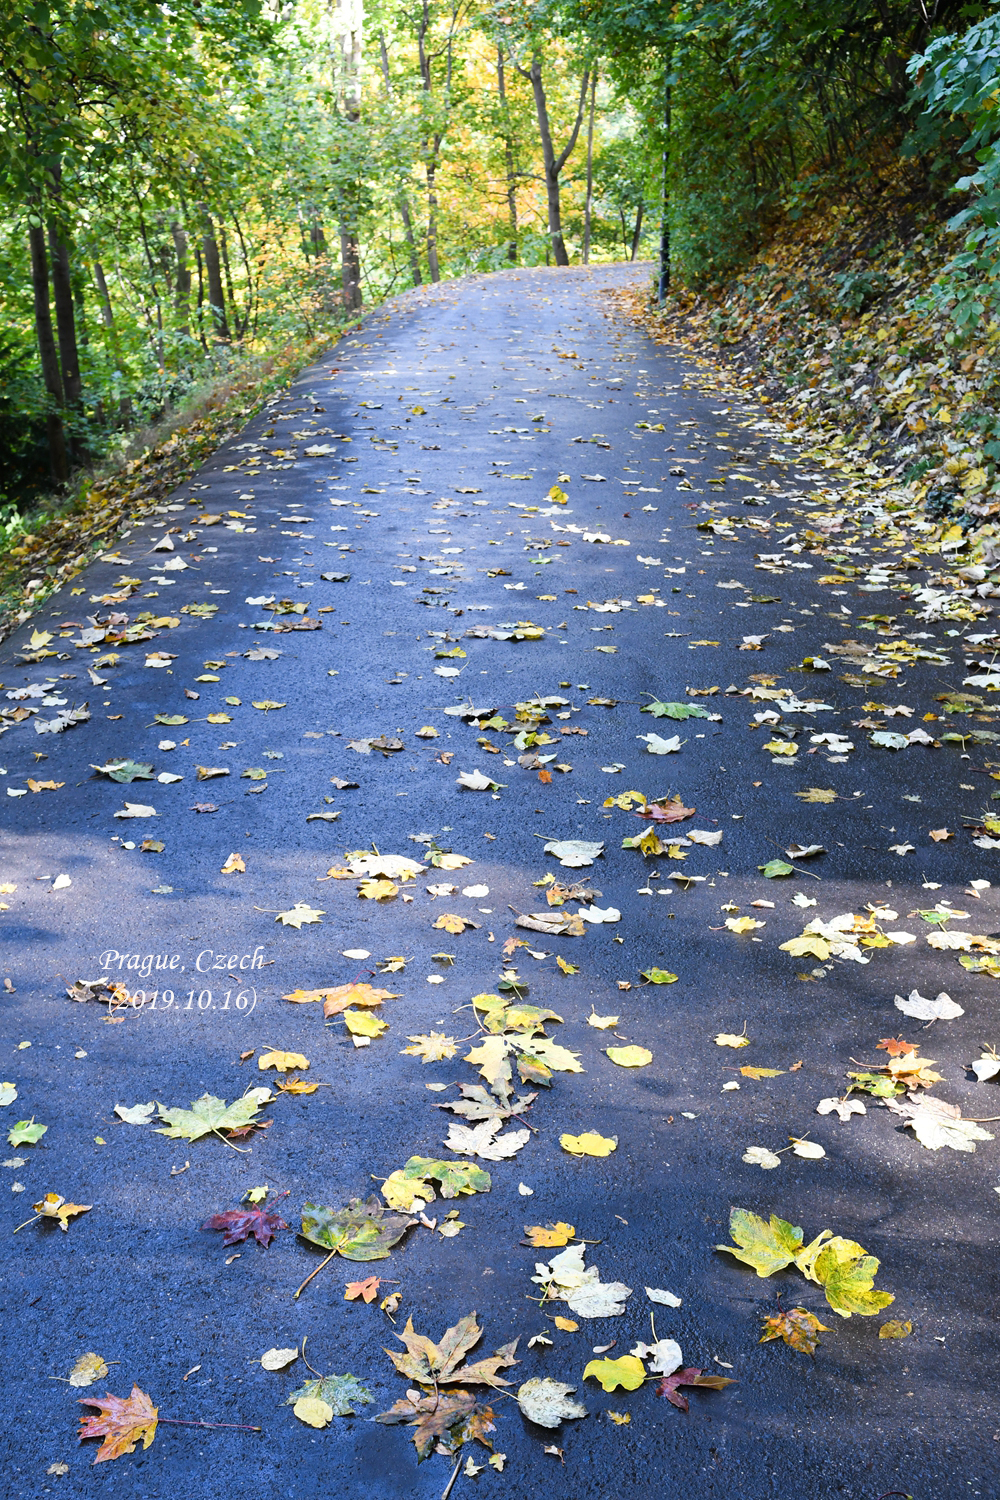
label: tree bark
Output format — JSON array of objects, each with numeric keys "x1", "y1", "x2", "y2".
[
  {"x1": 583, "y1": 70, "x2": 597, "y2": 265},
  {"x1": 497, "y1": 44, "x2": 519, "y2": 263},
  {"x1": 47, "y1": 222, "x2": 82, "y2": 408},
  {"x1": 199, "y1": 209, "x2": 230, "y2": 340},
  {"x1": 28, "y1": 224, "x2": 69, "y2": 483},
  {"x1": 92, "y1": 261, "x2": 133, "y2": 425},
  {"x1": 171, "y1": 222, "x2": 191, "y2": 335},
  {"x1": 630, "y1": 201, "x2": 644, "y2": 261},
  {"x1": 524, "y1": 56, "x2": 590, "y2": 267}
]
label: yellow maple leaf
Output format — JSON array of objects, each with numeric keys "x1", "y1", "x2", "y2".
[
  {"x1": 258, "y1": 1049, "x2": 309, "y2": 1073},
  {"x1": 560, "y1": 1131, "x2": 617, "y2": 1157},
  {"x1": 524, "y1": 1222, "x2": 576, "y2": 1247},
  {"x1": 358, "y1": 879, "x2": 398, "y2": 900},
  {"x1": 433, "y1": 912, "x2": 471, "y2": 933},
  {"x1": 726, "y1": 916, "x2": 764, "y2": 934}
]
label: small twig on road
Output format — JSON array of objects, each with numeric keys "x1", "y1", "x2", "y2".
[
  {"x1": 441, "y1": 1454, "x2": 463, "y2": 1500},
  {"x1": 293, "y1": 1249, "x2": 337, "y2": 1300}
]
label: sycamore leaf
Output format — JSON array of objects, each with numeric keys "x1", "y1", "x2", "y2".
[
  {"x1": 560, "y1": 1131, "x2": 616, "y2": 1157},
  {"x1": 201, "y1": 1204, "x2": 288, "y2": 1247},
  {"x1": 288, "y1": 1373, "x2": 373, "y2": 1416},
  {"x1": 759, "y1": 1308, "x2": 830, "y2": 1356},
  {"x1": 812, "y1": 1241, "x2": 894, "y2": 1319},
  {"x1": 381, "y1": 1156, "x2": 491, "y2": 1211},
  {"x1": 258, "y1": 1050, "x2": 309, "y2": 1073},
  {"x1": 155, "y1": 1090, "x2": 271, "y2": 1142},
  {"x1": 444, "y1": 1118, "x2": 530, "y2": 1160},
  {"x1": 715, "y1": 1208, "x2": 804, "y2": 1277},
  {"x1": 386, "y1": 1312, "x2": 519, "y2": 1389},
  {"x1": 583, "y1": 1355, "x2": 645, "y2": 1392},
  {"x1": 376, "y1": 1388, "x2": 497, "y2": 1460},
  {"x1": 655, "y1": 1368, "x2": 735, "y2": 1412},
  {"x1": 606, "y1": 1046, "x2": 652, "y2": 1068},
  {"x1": 516, "y1": 1377, "x2": 587, "y2": 1429},
  {"x1": 524, "y1": 1222, "x2": 576, "y2": 1247},
  {"x1": 402, "y1": 1032, "x2": 458, "y2": 1062},
  {"x1": 77, "y1": 1385, "x2": 158, "y2": 1464},
  {"x1": 300, "y1": 1196, "x2": 415, "y2": 1262},
  {"x1": 276, "y1": 903, "x2": 325, "y2": 928}
]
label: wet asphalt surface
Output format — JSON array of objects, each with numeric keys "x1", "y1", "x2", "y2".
[{"x1": 1, "y1": 263, "x2": 998, "y2": 1498}]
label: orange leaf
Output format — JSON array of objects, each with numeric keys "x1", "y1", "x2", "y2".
[
  {"x1": 282, "y1": 982, "x2": 399, "y2": 1016},
  {"x1": 78, "y1": 1385, "x2": 158, "y2": 1464},
  {"x1": 345, "y1": 1275, "x2": 381, "y2": 1303},
  {"x1": 538, "y1": 769, "x2": 553, "y2": 784}
]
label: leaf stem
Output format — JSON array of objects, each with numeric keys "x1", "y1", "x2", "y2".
[
  {"x1": 158, "y1": 1418, "x2": 262, "y2": 1432},
  {"x1": 212, "y1": 1127, "x2": 251, "y2": 1154},
  {"x1": 11, "y1": 1212, "x2": 41, "y2": 1234},
  {"x1": 293, "y1": 1248, "x2": 336, "y2": 1300},
  {"x1": 441, "y1": 1455, "x2": 463, "y2": 1500}
]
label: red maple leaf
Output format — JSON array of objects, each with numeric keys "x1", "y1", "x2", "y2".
[
  {"x1": 655, "y1": 1367, "x2": 735, "y2": 1412},
  {"x1": 201, "y1": 1204, "x2": 288, "y2": 1247},
  {"x1": 636, "y1": 800, "x2": 696, "y2": 823}
]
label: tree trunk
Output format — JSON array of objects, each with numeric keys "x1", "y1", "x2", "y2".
[
  {"x1": 47, "y1": 222, "x2": 83, "y2": 408},
  {"x1": 171, "y1": 223, "x2": 191, "y2": 335},
  {"x1": 425, "y1": 160, "x2": 441, "y2": 283},
  {"x1": 525, "y1": 56, "x2": 590, "y2": 268},
  {"x1": 334, "y1": 1, "x2": 364, "y2": 313},
  {"x1": 219, "y1": 226, "x2": 238, "y2": 331},
  {"x1": 630, "y1": 202, "x2": 644, "y2": 261},
  {"x1": 92, "y1": 261, "x2": 133, "y2": 426},
  {"x1": 583, "y1": 70, "x2": 597, "y2": 265},
  {"x1": 497, "y1": 44, "x2": 519, "y2": 263},
  {"x1": 378, "y1": 29, "x2": 423, "y2": 286},
  {"x1": 199, "y1": 209, "x2": 230, "y2": 341},
  {"x1": 28, "y1": 224, "x2": 69, "y2": 483}
]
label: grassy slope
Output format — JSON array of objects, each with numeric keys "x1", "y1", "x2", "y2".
[{"x1": 647, "y1": 162, "x2": 1000, "y2": 558}]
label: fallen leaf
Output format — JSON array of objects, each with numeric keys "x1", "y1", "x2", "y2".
[
  {"x1": 588, "y1": 1011, "x2": 620, "y2": 1030},
  {"x1": 260, "y1": 1347, "x2": 299, "y2": 1370},
  {"x1": 275, "y1": 903, "x2": 325, "y2": 928},
  {"x1": 524, "y1": 1222, "x2": 577, "y2": 1248},
  {"x1": 794, "y1": 787, "x2": 838, "y2": 804},
  {"x1": 288, "y1": 1373, "x2": 372, "y2": 1418},
  {"x1": 760, "y1": 1308, "x2": 830, "y2": 1356},
  {"x1": 655, "y1": 1368, "x2": 735, "y2": 1412},
  {"x1": 606, "y1": 1045, "x2": 652, "y2": 1068},
  {"x1": 878, "y1": 1319, "x2": 912, "y2": 1339},
  {"x1": 68, "y1": 1353, "x2": 109, "y2": 1388},
  {"x1": 113, "y1": 1103, "x2": 155, "y2": 1126},
  {"x1": 740, "y1": 1065, "x2": 784, "y2": 1079},
  {"x1": 202, "y1": 1204, "x2": 289, "y2": 1247},
  {"x1": 258, "y1": 1049, "x2": 309, "y2": 1073},
  {"x1": 715, "y1": 1033, "x2": 750, "y2": 1049},
  {"x1": 583, "y1": 1355, "x2": 645, "y2": 1392},
  {"x1": 32, "y1": 1193, "x2": 91, "y2": 1229},
  {"x1": 220, "y1": 853, "x2": 246, "y2": 874},
  {"x1": 155, "y1": 1090, "x2": 271, "y2": 1143},
  {"x1": 78, "y1": 1386, "x2": 158, "y2": 1464},
  {"x1": 516, "y1": 1377, "x2": 587, "y2": 1428},
  {"x1": 345, "y1": 1276, "x2": 381, "y2": 1303},
  {"x1": 300, "y1": 1196, "x2": 415, "y2": 1264},
  {"x1": 630, "y1": 1337, "x2": 683, "y2": 1374},
  {"x1": 560, "y1": 1131, "x2": 617, "y2": 1157},
  {"x1": 743, "y1": 1145, "x2": 782, "y2": 1169},
  {"x1": 402, "y1": 1033, "x2": 458, "y2": 1062}
]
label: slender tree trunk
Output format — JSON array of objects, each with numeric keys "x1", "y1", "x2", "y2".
[
  {"x1": 47, "y1": 222, "x2": 83, "y2": 409},
  {"x1": 199, "y1": 209, "x2": 230, "y2": 341},
  {"x1": 334, "y1": 2, "x2": 364, "y2": 313},
  {"x1": 92, "y1": 261, "x2": 132, "y2": 426},
  {"x1": 583, "y1": 70, "x2": 597, "y2": 265},
  {"x1": 378, "y1": 29, "x2": 423, "y2": 286},
  {"x1": 425, "y1": 159, "x2": 441, "y2": 283},
  {"x1": 219, "y1": 225, "x2": 238, "y2": 331},
  {"x1": 194, "y1": 241, "x2": 208, "y2": 351},
  {"x1": 171, "y1": 223, "x2": 191, "y2": 335},
  {"x1": 497, "y1": 44, "x2": 519, "y2": 263},
  {"x1": 630, "y1": 201, "x2": 644, "y2": 261},
  {"x1": 28, "y1": 225, "x2": 69, "y2": 483},
  {"x1": 524, "y1": 56, "x2": 590, "y2": 267}
]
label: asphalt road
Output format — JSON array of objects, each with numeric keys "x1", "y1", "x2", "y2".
[{"x1": 1, "y1": 262, "x2": 997, "y2": 1499}]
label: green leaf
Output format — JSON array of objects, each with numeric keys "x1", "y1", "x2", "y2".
[
  {"x1": 300, "y1": 1195, "x2": 415, "y2": 1261},
  {"x1": 8, "y1": 1117, "x2": 46, "y2": 1146},
  {"x1": 759, "y1": 859, "x2": 794, "y2": 878},
  {"x1": 381, "y1": 1157, "x2": 491, "y2": 1211},
  {"x1": 715, "y1": 1208, "x2": 804, "y2": 1277},
  {"x1": 583, "y1": 1355, "x2": 645, "y2": 1391},
  {"x1": 642, "y1": 699, "x2": 710, "y2": 720},
  {"x1": 90, "y1": 759, "x2": 154, "y2": 783},
  {"x1": 154, "y1": 714, "x2": 189, "y2": 726},
  {"x1": 812, "y1": 1242, "x2": 894, "y2": 1319},
  {"x1": 641, "y1": 967, "x2": 678, "y2": 985},
  {"x1": 154, "y1": 1090, "x2": 271, "y2": 1142},
  {"x1": 286, "y1": 1373, "x2": 372, "y2": 1415}
]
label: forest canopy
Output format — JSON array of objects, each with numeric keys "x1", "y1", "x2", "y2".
[{"x1": 1, "y1": 0, "x2": 998, "y2": 510}]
